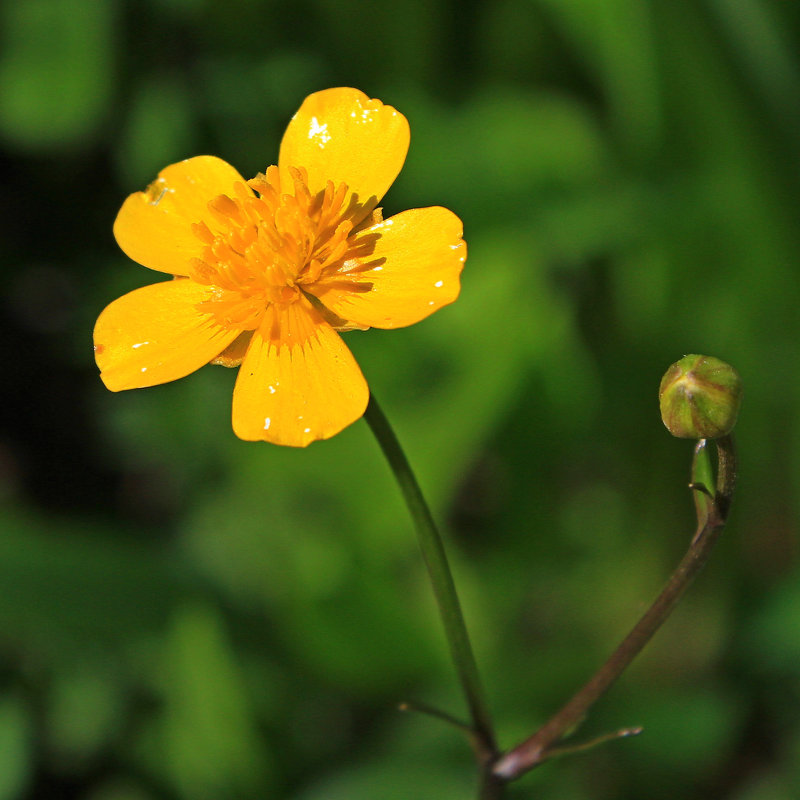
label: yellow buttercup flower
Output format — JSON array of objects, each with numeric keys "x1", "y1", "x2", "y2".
[{"x1": 94, "y1": 87, "x2": 466, "y2": 446}]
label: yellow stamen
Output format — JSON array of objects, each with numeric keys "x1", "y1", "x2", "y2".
[{"x1": 191, "y1": 169, "x2": 356, "y2": 330}]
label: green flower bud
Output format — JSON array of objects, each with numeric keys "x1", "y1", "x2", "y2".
[{"x1": 659, "y1": 355, "x2": 742, "y2": 439}]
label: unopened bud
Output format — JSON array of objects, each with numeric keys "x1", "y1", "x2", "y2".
[{"x1": 659, "y1": 355, "x2": 742, "y2": 439}]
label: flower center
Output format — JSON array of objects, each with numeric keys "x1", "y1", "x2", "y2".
[{"x1": 190, "y1": 165, "x2": 353, "y2": 330}]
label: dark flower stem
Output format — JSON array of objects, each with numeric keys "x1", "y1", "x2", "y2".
[
  {"x1": 363, "y1": 393, "x2": 500, "y2": 787},
  {"x1": 493, "y1": 435, "x2": 737, "y2": 781}
]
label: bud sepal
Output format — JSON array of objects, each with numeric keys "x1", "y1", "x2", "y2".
[{"x1": 659, "y1": 354, "x2": 742, "y2": 440}]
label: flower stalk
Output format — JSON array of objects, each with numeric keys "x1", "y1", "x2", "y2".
[
  {"x1": 363, "y1": 393, "x2": 499, "y2": 776},
  {"x1": 492, "y1": 434, "x2": 737, "y2": 780}
]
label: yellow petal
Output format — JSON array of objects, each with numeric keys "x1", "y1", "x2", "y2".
[
  {"x1": 279, "y1": 88, "x2": 409, "y2": 225},
  {"x1": 309, "y1": 207, "x2": 466, "y2": 329},
  {"x1": 113, "y1": 156, "x2": 249, "y2": 275},
  {"x1": 94, "y1": 279, "x2": 240, "y2": 391},
  {"x1": 232, "y1": 297, "x2": 368, "y2": 446}
]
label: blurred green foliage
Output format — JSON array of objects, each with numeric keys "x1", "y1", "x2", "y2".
[{"x1": 2, "y1": 0, "x2": 800, "y2": 797}]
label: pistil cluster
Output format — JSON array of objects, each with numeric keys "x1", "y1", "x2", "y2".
[{"x1": 188, "y1": 165, "x2": 355, "y2": 330}]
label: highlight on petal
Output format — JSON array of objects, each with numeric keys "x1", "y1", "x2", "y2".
[
  {"x1": 308, "y1": 207, "x2": 466, "y2": 329},
  {"x1": 279, "y1": 88, "x2": 410, "y2": 225},
  {"x1": 232, "y1": 297, "x2": 368, "y2": 446},
  {"x1": 94, "y1": 279, "x2": 241, "y2": 391},
  {"x1": 113, "y1": 156, "x2": 249, "y2": 275}
]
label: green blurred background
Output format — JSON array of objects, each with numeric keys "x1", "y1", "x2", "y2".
[{"x1": 2, "y1": 0, "x2": 800, "y2": 797}]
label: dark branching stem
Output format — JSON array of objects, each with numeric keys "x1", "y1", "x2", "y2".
[
  {"x1": 493, "y1": 435, "x2": 737, "y2": 781},
  {"x1": 365, "y1": 387, "x2": 735, "y2": 796},
  {"x1": 363, "y1": 393, "x2": 500, "y2": 792}
]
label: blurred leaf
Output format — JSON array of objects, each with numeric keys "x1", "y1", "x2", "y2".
[
  {"x1": 117, "y1": 76, "x2": 195, "y2": 185},
  {"x1": 299, "y1": 760, "x2": 473, "y2": 800},
  {"x1": 196, "y1": 52, "x2": 327, "y2": 173},
  {"x1": 630, "y1": 685, "x2": 742, "y2": 778},
  {"x1": 315, "y1": 0, "x2": 441, "y2": 85},
  {"x1": 738, "y1": 571, "x2": 800, "y2": 675},
  {"x1": 535, "y1": 0, "x2": 662, "y2": 156},
  {"x1": 707, "y1": 0, "x2": 800, "y2": 146},
  {"x1": 86, "y1": 781, "x2": 154, "y2": 800},
  {"x1": 0, "y1": 508, "x2": 199, "y2": 650},
  {"x1": 155, "y1": 0, "x2": 208, "y2": 14},
  {"x1": 0, "y1": 694, "x2": 33, "y2": 800},
  {"x1": 476, "y1": 0, "x2": 562, "y2": 83},
  {"x1": 146, "y1": 602, "x2": 271, "y2": 800},
  {"x1": 399, "y1": 88, "x2": 610, "y2": 223},
  {"x1": 47, "y1": 662, "x2": 125, "y2": 768},
  {"x1": 731, "y1": 772, "x2": 796, "y2": 800},
  {"x1": 0, "y1": 0, "x2": 115, "y2": 150}
]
